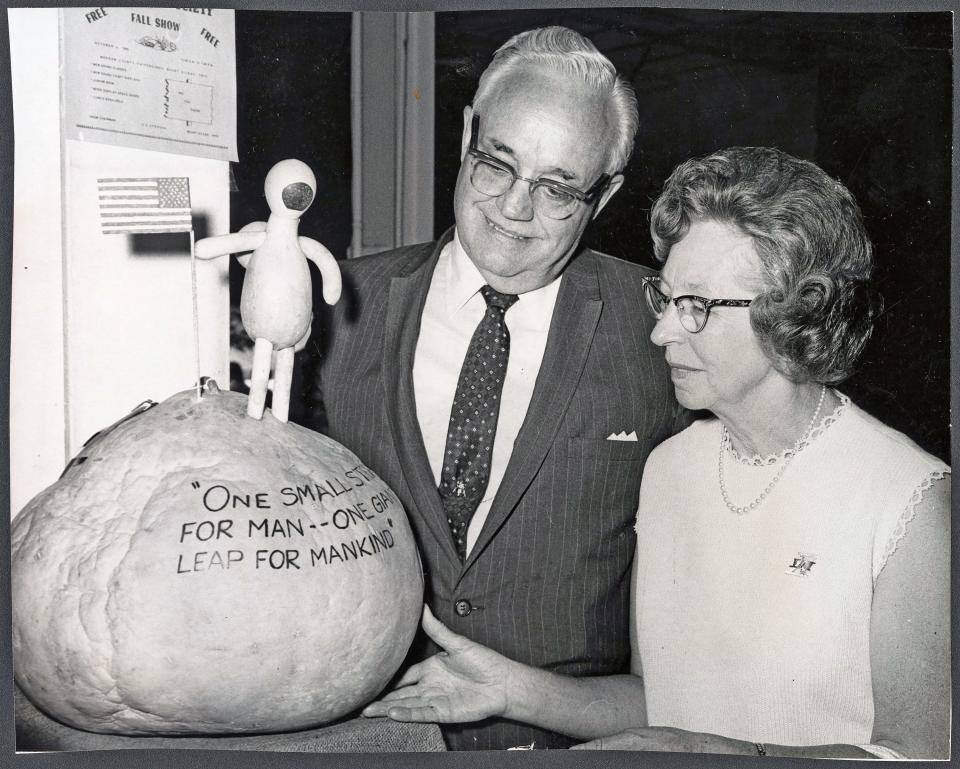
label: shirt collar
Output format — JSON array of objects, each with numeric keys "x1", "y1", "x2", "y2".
[
  {"x1": 443, "y1": 228, "x2": 564, "y2": 329},
  {"x1": 445, "y1": 230, "x2": 487, "y2": 316}
]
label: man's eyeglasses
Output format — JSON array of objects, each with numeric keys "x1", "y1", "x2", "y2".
[
  {"x1": 467, "y1": 113, "x2": 610, "y2": 220},
  {"x1": 641, "y1": 276, "x2": 752, "y2": 334}
]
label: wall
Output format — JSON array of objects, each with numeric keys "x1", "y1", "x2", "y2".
[
  {"x1": 9, "y1": 9, "x2": 231, "y2": 516},
  {"x1": 8, "y1": 8, "x2": 64, "y2": 520}
]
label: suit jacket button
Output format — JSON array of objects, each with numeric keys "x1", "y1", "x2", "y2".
[{"x1": 454, "y1": 599, "x2": 472, "y2": 617}]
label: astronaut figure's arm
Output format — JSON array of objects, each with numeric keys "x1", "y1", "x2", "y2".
[
  {"x1": 299, "y1": 236, "x2": 342, "y2": 305},
  {"x1": 195, "y1": 222, "x2": 268, "y2": 266}
]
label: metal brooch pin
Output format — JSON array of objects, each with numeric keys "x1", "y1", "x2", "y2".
[{"x1": 786, "y1": 552, "x2": 817, "y2": 577}]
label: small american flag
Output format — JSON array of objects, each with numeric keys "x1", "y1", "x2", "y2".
[{"x1": 98, "y1": 176, "x2": 193, "y2": 234}]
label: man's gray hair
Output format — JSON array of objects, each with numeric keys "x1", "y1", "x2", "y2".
[{"x1": 472, "y1": 26, "x2": 639, "y2": 176}]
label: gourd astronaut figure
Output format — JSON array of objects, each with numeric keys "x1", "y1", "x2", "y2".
[{"x1": 196, "y1": 159, "x2": 341, "y2": 422}]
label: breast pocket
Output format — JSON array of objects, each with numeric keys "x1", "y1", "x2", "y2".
[
  {"x1": 567, "y1": 436, "x2": 648, "y2": 462},
  {"x1": 564, "y1": 436, "x2": 650, "y2": 517}
]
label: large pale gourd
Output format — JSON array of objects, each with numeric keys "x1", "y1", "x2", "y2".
[{"x1": 11, "y1": 387, "x2": 423, "y2": 735}]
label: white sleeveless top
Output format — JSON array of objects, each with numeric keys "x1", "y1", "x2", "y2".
[{"x1": 633, "y1": 394, "x2": 949, "y2": 746}]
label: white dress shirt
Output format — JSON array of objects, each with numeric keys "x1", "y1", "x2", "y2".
[{"x1": 413, "y1": 231, "x2": 561, "y2": 555}]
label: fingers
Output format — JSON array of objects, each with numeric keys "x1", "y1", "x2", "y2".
[
  {"x1": 362, "y1": 690, "x2": 440, "y2": 723},
  {"x1": 421, "y1": 604, "x2": 470, "y2": 653},
  {"x1": 362, "y1": 696, "x2": 408, "y2": 718},
  {"x1": 378, "y1": 702, "x2": 440, "y2": 723},
  {"x1": 386, "y1": 662, "x2": 426, "y2": 691},
  {"x1": 361, "y1": 686, "x2": 421, "y2": 717},
  {"x1": 361, "y1": 701, "x2": 391, "y2": 718},
  {"x1": 361, "y1": 660, "x2": 428, "y2": 718},
  {"x1": 378, "y1": 688, "x2": 416, "y2": 704}
]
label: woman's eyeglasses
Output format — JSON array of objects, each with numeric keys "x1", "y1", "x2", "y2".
[
  {"x1": 466, "y1": 113, "x2": 609, "y2": 220},
  {"x1": 641, "y1": 276, "x2": 752, "y2": 334}
]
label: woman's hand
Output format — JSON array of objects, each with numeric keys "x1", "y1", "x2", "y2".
[
  {"x1": 571, "y1": 726, "x2": 755, "y2": 754},
  {"x1": 361, "y1": 605, "x2": 516, "y2": 724}
]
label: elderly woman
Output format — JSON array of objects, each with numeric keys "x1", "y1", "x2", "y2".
[{"x1": 362, "y1": 147, "x2": 950, "y2": 759}]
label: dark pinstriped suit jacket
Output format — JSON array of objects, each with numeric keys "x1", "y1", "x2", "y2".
[{"x1": 317, "y1": 229, "x2": 683, "y2": 750}]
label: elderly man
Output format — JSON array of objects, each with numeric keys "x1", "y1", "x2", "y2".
[{"x1": 317, "y1": 26, "x2": 682, "y2": 750}]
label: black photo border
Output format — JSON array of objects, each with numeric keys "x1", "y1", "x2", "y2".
[{"x1": 0, "y1": 1, "x2": 955, "y2": 768}]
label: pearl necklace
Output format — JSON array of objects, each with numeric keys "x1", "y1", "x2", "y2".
[{"x1": 718, "y1": 385, "x2": 826, "y2": 515}]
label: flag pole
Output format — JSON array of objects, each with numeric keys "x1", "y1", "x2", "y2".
[{"x1": 190, "y1": 228, "x2": 202, "y2": 401}]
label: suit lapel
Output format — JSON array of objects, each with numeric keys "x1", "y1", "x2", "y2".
[
  {"x1": 381, "y1": 232, "x2": 462, "y2": 569},
  {"x1": 463, "y1": 251, "x2": 603, "y2": 573}
]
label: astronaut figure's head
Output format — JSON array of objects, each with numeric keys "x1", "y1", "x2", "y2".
[{"x1": 264, "y1": 159, "x2": 317, "y2": 220}]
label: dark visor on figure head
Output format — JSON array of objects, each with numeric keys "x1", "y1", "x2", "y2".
[{"x1": 282, "y1": 182, "x2": 314, "y2": 211}]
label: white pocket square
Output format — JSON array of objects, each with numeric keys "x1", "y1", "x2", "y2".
[{"x1": 606, "y1": 431, "x2": 638, "y2": 442}]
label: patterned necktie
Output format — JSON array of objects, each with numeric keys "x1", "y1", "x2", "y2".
[{"x1": 439, "y1": 285, "x2": 519, "y2": 560}]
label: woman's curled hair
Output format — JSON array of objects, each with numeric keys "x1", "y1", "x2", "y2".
[{"x1": 650, "y1": 146, "x2": 881, "y2": 384}]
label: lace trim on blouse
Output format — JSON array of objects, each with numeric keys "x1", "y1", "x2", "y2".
[
  {"x1": 875, "y1": 467, "x2": 951, "y2": 581},
  {"x1": 728, "y1": 391, "x2": 850, "y2": 466}
]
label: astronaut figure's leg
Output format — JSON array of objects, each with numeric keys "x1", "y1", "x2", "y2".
[
  {"x1": 247, "y1": 337, "x2": 273, "y2": 420},
  {"x1": 271, "y1": 346, "x2": 295, "y2": 424}
]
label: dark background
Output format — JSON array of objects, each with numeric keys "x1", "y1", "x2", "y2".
[
  {"x1": 233, "y1": 8, "x2": 952, "y2": 461},
  {"x1": 233, "y1": 11, "x2": 353, "y2": 257},
  {"x1": 232, "y1": 11, "x2": 352, "y2": 420}
]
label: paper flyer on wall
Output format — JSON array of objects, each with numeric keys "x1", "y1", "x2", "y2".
[{"x1": 61, "y1": 7, "x2": 238, "y2": 162}]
